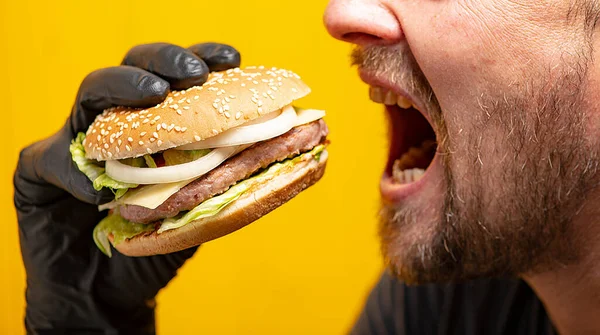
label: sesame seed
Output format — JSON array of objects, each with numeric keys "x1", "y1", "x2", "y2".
[
  {"x1": 104, "y1": 143, "x2": 109, "y2": 149},
  {"x1": 177, "y1": 110, "x2": 183, "y2": 115},
  {"x1": 157, "y1": 140, "x2": 163, "y2": 146},
  {"x1": 140, "y1": 132, "x2": 147, "y2": 137},
  {"x1": 153, "y1": 132, "x2": 158, "y2": 138},
  {"x1": 258, "y1": 107, "x2": 263, "y2": 113},
  {"x1": 175, "y1": 126, "x2": 181, "y2": 131},
  {"x1": 252, "y1": 80, "x2": 259, "y2": 84},
  {"x1": 194, "y1": 96, "x2": 199, "y2": 100},
  {"x1": 181, "y1": 127, "x2": 187, "y2": 132},
  {"x1": 183, "y1": 106, "x2": 190, "y2": 110},
  {"x1": 235, "y1": 112, "x2": 242, "y2": 119},
  {"x1": 143, "y1": 119, "x2": 149, "y2": 124},
  {"x1": 257, "y1": 100, "x2": 263, "y2": 107},
  {"x1": 213, "y1": 102, "x2": 219, "y2": 109},
  {"x1": 128, "y1": 137, "x2": 133, "y2": 142},
  {"x1": 194, "y1": 135, "x2": 201, "y2": 141},
  {"x1": 146, "y1": 148, "x2": 152, "y2": 154},
  {"x1": 126, "y1": 145, "x2": 132, "y2": 151},
  {"x1": 212, "y1": 129, "x2": 218, "y2": 134},
  {"x1": 150, "y1": 137, "x2": 155, "y2": 142},
  {"x1": 225, "y1": 112, "x2": 231, "y2": 118},
  {"x1": 139, "y1": 141, "x2": 144, "y2": 145},
  {"x1": 178, "y1": 98, "x2": 186, "y2": 104},
  {"x1": 241, "y1": 83, "x2": 246, "y2": 87},
  {"x1": 118, "y1": 139, "x2": 122, "y2": 146},
  {"x1": 186, "y1": 99, "x2": 191, "y2": 103},
  {"x1": 107, "y1": 152, "x2": 113, "y2": 158},
  {"x1": 115, "y1": 147, "x2": 120, "y2": 153},
  {"x1": 162, "y1": 122, "x2": 167, "y2": 129},
  {"x1": 229, "y1": 95, "x2": 236, "y2": 99},
  {"x1": 156, "y1": 124, "x2": 161, "y2": 131}
]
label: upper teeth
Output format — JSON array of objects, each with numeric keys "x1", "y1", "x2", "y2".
[{"x1": 369, "y1": 86, "x2": 415, "y2": 109}]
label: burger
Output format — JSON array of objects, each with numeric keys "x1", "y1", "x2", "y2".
[{"x1": 70, "y1": 66, "x2": 328, "y2": 257}]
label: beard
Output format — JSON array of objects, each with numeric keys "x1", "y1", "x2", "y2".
[{"x1": 354, "y1": 41, "x2": 600, "y2": 284}]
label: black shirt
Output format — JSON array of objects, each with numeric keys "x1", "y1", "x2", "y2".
[{"x1": 351, "y1": 272, "x2": 557, "y2": 335}]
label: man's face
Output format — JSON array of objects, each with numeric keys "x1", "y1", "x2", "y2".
[{"x1": 325, "y1": 0, "x2": 600, "y2": 283}]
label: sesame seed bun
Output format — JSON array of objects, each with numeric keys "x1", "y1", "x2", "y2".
[
  {"x1": 110, "y1": 150, "x2": 328, "y2": 256},
  {"x1": 84, "y1": 66, "x2": 311, "y2": 161}
]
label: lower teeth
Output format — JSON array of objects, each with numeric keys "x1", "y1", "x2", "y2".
[
  {"x1": 391, "y1": 140, "x2": 436, "y2": 184},
  {"x1": 392, "y1": 167, "x2": 425, "y2": 184}
]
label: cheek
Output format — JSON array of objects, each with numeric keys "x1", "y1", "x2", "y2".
[{"x1": 401, "y1": 0, "x2": 569, "y2": 120}]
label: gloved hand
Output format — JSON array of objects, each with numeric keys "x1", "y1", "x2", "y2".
[{"x1": 14, "y1": 42, "x2": 241, "y2": 334}]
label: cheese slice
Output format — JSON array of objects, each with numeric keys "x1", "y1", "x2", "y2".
[
  {"x1": 294, "y1": 107, "x2": 326, "y2": 126},
  {"x1": 99, "y1": 178, "x2": 195, "y2": 211},
  {"x1": 118, "y1": 178, "x2": 195, "y2": 209}
]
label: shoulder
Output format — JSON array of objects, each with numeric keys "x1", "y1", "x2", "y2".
[{"x1": 350, "y1": 271, "x2": 555, "y2": 335}]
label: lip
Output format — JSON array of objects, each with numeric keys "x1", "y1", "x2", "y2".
[
  {"x1": 380, "y1": 148, "x2": 441, "y2": 203},
  {"x1": 358, "y1": 69, "x2": 433, "y2": 126}
]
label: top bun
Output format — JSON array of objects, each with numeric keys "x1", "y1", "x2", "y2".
[{"x1": 84, "y1": 66, "x2": 311, "y2": 161}]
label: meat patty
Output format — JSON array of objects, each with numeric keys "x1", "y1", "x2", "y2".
[{"x1": 119, "y1": 119, "x2": 328, "y2": 223}]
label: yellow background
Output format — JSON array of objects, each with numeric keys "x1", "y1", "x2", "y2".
[{"x1": 0, "y1": 0, "x2": 388, "y2": 333}]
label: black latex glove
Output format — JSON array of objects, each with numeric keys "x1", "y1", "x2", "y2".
[{"x1": 14, "y1": 42, "x2": 241, "y2": 334}]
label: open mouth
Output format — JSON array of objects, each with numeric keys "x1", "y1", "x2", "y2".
[{"x1": 369, "y1": 86, "x2": 437, "y2": 185}]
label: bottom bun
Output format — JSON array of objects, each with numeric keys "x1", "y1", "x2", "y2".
[{"x1": 113, "y1": 150, "x2": 328, "y2": 257}]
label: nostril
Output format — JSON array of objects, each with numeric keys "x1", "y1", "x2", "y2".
[
  {"x1": 341, "y1": 32, "x2": 386, "y2": 45},
  {"x1": 324, "y1": 0, "x2": 403, "y2": 46}
]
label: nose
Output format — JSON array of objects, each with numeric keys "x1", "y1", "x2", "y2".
[{"x1": 323, "y1": 0, "x2": 402, "y2": 45}]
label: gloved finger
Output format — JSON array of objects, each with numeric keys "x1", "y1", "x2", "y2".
[
  {"x1": 188, "y1": 42, "x2": 241, "y2": 72},
  {"x1": 122, "y1": 43, "x2": 209, "y2": 91},
  {"x1": 72, "y1": 66, "x2": 169, "y2": 134},
  {"x1": 15, "y1": 128, "x2": 115, "y2": 206}
]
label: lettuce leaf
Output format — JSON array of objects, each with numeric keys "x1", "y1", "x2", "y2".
[
  {"x1": 93, "y1": 214, "x2": 155, "y2": 257},
  {"x1": 70, "y1": 133, "x2": 105, "y2": 182},
  {"x1": 70, "y1": 132, "x2": 138, "y2": 199},
  {"x1": 93, "y1": 174, "x2": 138, "y2": 199}
]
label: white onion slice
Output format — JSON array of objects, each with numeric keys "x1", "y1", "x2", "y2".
[
  {"x1": 106, "y1": 146, "x2": 240, "y2": 184},
  {"x1": 177, "y1": 105, "x2": 298, "y2": 150}
]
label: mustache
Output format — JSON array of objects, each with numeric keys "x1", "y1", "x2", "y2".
[{"x1": 350, "y1": 44, "x2": 437, "y2": 109}]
